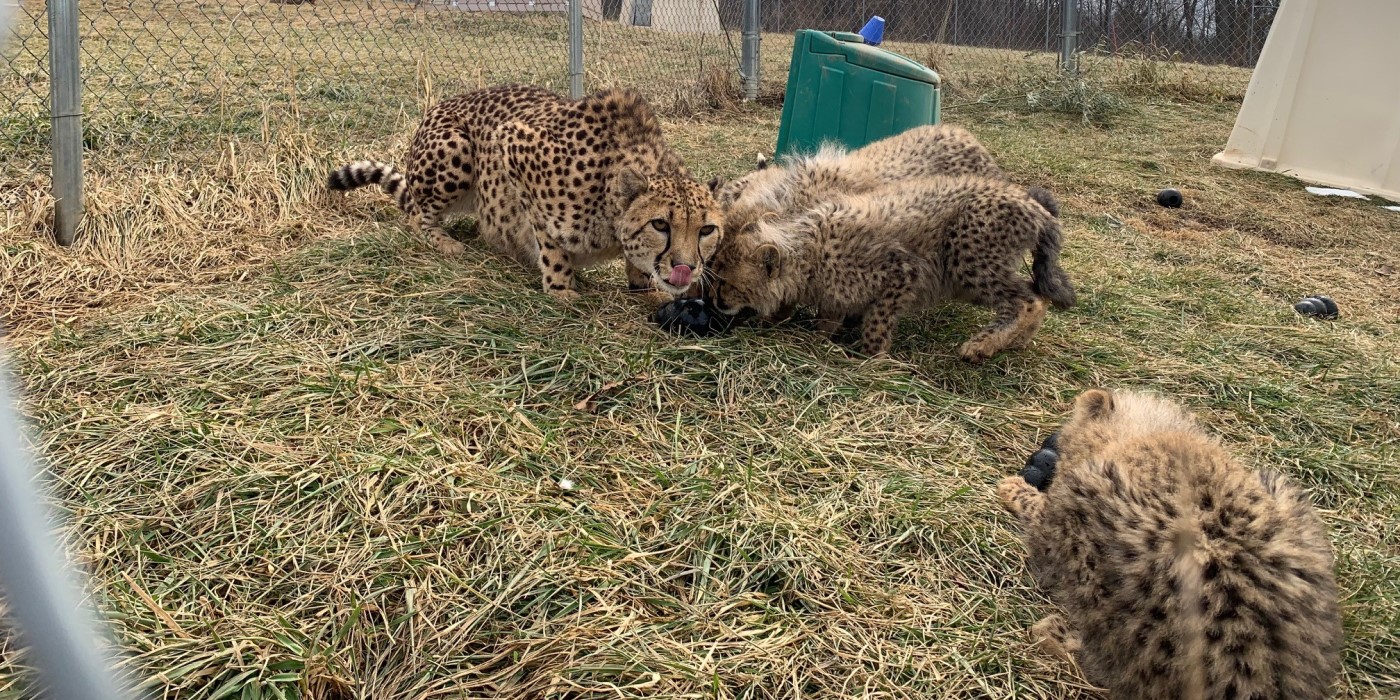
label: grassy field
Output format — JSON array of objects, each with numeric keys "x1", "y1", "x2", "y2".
[{"x1": 3, "y1": 3, "x2": 1400, "y2": 698}]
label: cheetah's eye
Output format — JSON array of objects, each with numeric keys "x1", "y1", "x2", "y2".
[
  {"x1": 650, "y1": 219, "x2": 671, "y2": 233},
  {"x1": 699, "y1": 225, "x2": 717, "y2": 237}
]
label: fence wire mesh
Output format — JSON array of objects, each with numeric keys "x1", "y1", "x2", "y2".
[
  {"x1": 3, "y1": 1, "x2": 577, "y2": 162},
  {"x1": 2, "y1": 0, "x2": 1274, "y2": 189},
  {"x1": 583, "y1": 0, "x2": 745, "y2": 109},
  {"x1": 1, "y1": 0, "x2": 763, "y2": 175},
  {"x1": 763, "y1": 0, "x2": 1275, "y2": 104}
]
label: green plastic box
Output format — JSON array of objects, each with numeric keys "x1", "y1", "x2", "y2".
[{"x1": 774, "y1": 29, "x2": 941, "y2": 160}]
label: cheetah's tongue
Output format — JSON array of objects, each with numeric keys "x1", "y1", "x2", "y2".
[{"x1": 668, "y1": 265, "x2": 692, "y2": 288}]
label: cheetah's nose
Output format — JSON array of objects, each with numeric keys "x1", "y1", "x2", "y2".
[{"x1": 668, "y1": 264, "x2": 693, "y2": 288}]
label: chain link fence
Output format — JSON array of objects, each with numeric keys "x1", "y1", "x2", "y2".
[
  {"x1": 3, "y1": 1, "x2": 576, "y2": 157},
  {"x1": 1079, "y1": 0, "x2": 1281, "y2": 66},
  {"x1": 1, "y1": 0, "x2": 752, "y2": 149},
  {"x1": 3, "y1": 0, "x2": 1274, "y2": 238},
  {"x1": 761, "y1": 0, "x2": 1277, "y2": 98},
  {"x1": 759, "y1": 0, "x2": 1072, "y2": 100}
]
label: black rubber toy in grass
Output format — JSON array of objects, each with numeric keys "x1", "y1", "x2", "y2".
[
  {"x1": 1294, "y1": 295, "x2": 1339, "y2": 320},
  {"x1": 1021, "y1": 432, "x2": 1060, "y2": 492},
  {"x1": 654, "y1": 298, "x2": 735, "y2": 337}
]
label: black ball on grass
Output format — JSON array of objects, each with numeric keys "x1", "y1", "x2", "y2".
[
  {"x1": 1294, "y1": 295, "x2": 1339, "y2": 320},
  {"x1": 1157, "y1": 188, "x2": 1184, "y2": 208},
  {"x1": 1021, "y1": 448, "x2": 1059, "y2": 492},
  {"x1": 654, "y1": 298, "x2": 733, "y2": 337}
]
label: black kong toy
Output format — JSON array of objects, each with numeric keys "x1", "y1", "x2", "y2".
[
  {"x1": 1020, "y1": 431, "x2": 1060, "y2": 492},
  {"x1": 1157, "y1": 188, "x2": 1184, "y2": 208},
  {"x1": 653, "y1": 298, "x2": 734, "y2": 337},
  {"x1": 1294, "y1": 295, "x2": 1339, "y2": 320}
]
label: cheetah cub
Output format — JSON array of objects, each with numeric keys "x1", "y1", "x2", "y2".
[
  {"x1": 707, "y1": 124, "x2": 1028, "y2": 240},
  {"x1": 997, "y1": 389, "x2": 1343, "y2": 700},
  {"x1": 709, "y1": 175, "x2": 1075, "y2": 361},
  {"x1": 329, "y1": 84, "x2": 722, "y2": 301}
]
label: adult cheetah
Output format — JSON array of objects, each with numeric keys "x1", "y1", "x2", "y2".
[
  {"x1": 998, "y1": 389, "x2": 1343, "y2": 700},
  {"x1": 329, "y1": 84, "x2": 722, "y2": 301}
]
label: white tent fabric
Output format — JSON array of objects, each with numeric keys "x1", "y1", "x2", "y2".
[
  {"x1": 618, "y1": 0, "x2": 722, "y2": 34},
  {"x1": 1212, "y1": 0, "x2": 1400, "y2": 202},
  {"x1": 451, "y1": 0, "x2": 604, "y2": 20}
]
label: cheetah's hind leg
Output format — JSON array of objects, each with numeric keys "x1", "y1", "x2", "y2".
[
  {"x1": 1030, "y1": 614, "x2": 1084, "y2": 666},
  {"x1": 958, "y1": 286, "x2": 1044, "y2": 363},
  {"x1": 407, "y1": 134, "x2": 479, "y2": 256},
  {"x1": 1003, "y1": 297, "x2": 1049, "y2": 351}
]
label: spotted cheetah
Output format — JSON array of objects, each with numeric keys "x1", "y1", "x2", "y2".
[
  {"x1": 706, "y1": 124, "x2": 1058, "y2": 239},
  {"x1": 709, "y1": 175, "x2": 1075, "y2": 360},
  {"x1": 328, "y1": 84, "x2": 722, "y2": 301},
  {"x1": 997, "y1": 389, "x2": 1343, "y2": 700},
  {"x1": 705, "y1": 125, "x2": 1059, "y2": 325}
]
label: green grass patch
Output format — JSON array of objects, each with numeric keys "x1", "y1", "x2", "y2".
[{"x1": 1, "y1": 6, "x2": 1397, "y2": 697}]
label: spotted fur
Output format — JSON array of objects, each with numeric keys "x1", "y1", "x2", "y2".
[
  {"x1": 997, "y1": 389, "x2": 1343, "y2": 700},
  {"x1": 329, "y1": 84, "x2": 722, "y2": 301},
  {"x1": 707, "y1": 124, "x2": 1010, "y2": 237},
  {"x1": 705, "y1": 125, "x2": 1066, "y2": 324},
  {"x1": 709, "y1": 175, "x2": 1074, "y2": 361}
]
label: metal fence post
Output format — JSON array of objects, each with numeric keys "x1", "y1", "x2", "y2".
[
  {"x1": 0, "y1": 0, "x2": 11, "y2": 53},
  {"x1": 47, "y1": 0, "x2": 84, "y2": 246},
  {"x1": 0, "y1": 373, "x2": 136, "y2": 700},
  {"x1": 5, "y1": 7, "x2": 131, "y2": 700},
  {"x1": 741, "y1": 0, "x2": 760, "y2": 100},
  {"x1": 1058, "y1": 0, "x2": 1080, "y2": 74},
  {"x1": 568, "y1": 0, "x2": 583, "y2": 98}
]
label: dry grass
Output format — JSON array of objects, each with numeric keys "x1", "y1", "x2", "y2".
[{"x1": 2, "y1": 5, "x2": 1400, "y2": 699}]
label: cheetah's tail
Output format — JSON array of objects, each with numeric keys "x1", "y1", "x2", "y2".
[
  {"x1": 327, "y1": 160, "x2": 412, "y2": 212},
  {"x1": 1030, "y1": 213, "x2": 1076, "y2": 310},
  {"x1": 1026, "y1": 186, "x2": 1060, "y2": 218}
]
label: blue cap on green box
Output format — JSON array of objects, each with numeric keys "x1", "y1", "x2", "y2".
[{"x1": 858, "y1": 16, "x2": 885, "y2": 45}]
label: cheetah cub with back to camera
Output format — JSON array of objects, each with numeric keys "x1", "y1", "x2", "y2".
[
  {"x1": 328, "y1": 84, "x2": 722, "y2": 301},
  {"x1": 707, "y1": 124, "x2": 1061, "y2": 240},
  {"x1": 709, "y1": 174, "x2": 1075, "y2": 361},
  {"x1": 997, "y1": 388, "x2": 1342, "y2": 700}
]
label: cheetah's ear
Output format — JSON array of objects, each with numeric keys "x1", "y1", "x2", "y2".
[
  {"x1": 755, "y1": 153, "x2": 769, "y2": 170},
  {"x1": 707, "y1": 175, "x2": 726, "y2": 196},
  {"x1": 1258, "y1": 468, "x2": 1287, "y2": 496},
  {"x1": 755, "y1": 243, "x2": 782, "y2": 279},
  {"x1": 616, "y1": 167, "x2": 651, "y2": 203},
  {"x1": 1074, "y1": 389, "x2": 1115, "y2": 422}
]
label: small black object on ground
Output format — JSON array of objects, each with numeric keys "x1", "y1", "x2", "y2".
[
  {"x1": 654, "y1": 298, "x2": 735, "y2": 337},
  {"x1": 1157, "y1": 188, "x2": 1183, "y2": 208},
  {"x1": 1294, "y1": 295, "x2": 1339, "y2": 320},
  {"x1": 1020, "y1": 431, "x2": 1060, "y2": 492}
]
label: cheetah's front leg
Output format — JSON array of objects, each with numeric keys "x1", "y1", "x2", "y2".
[
  {"x1": 537, "y1": 238, "x2": 579, "y2": 301},
  {"x1": 858, "y1": 275, "x2": 920, "y2": 357},
  {"x1": 996, "y1": 476, "x2": 1047, "y2": 525},
  {"x1": 814, "y1": 316, "x2": 844, "y2": 337}
]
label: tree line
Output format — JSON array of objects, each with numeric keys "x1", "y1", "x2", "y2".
[{"x1": 712, "y1": 0, "x2": 1278, "y2": 67}]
